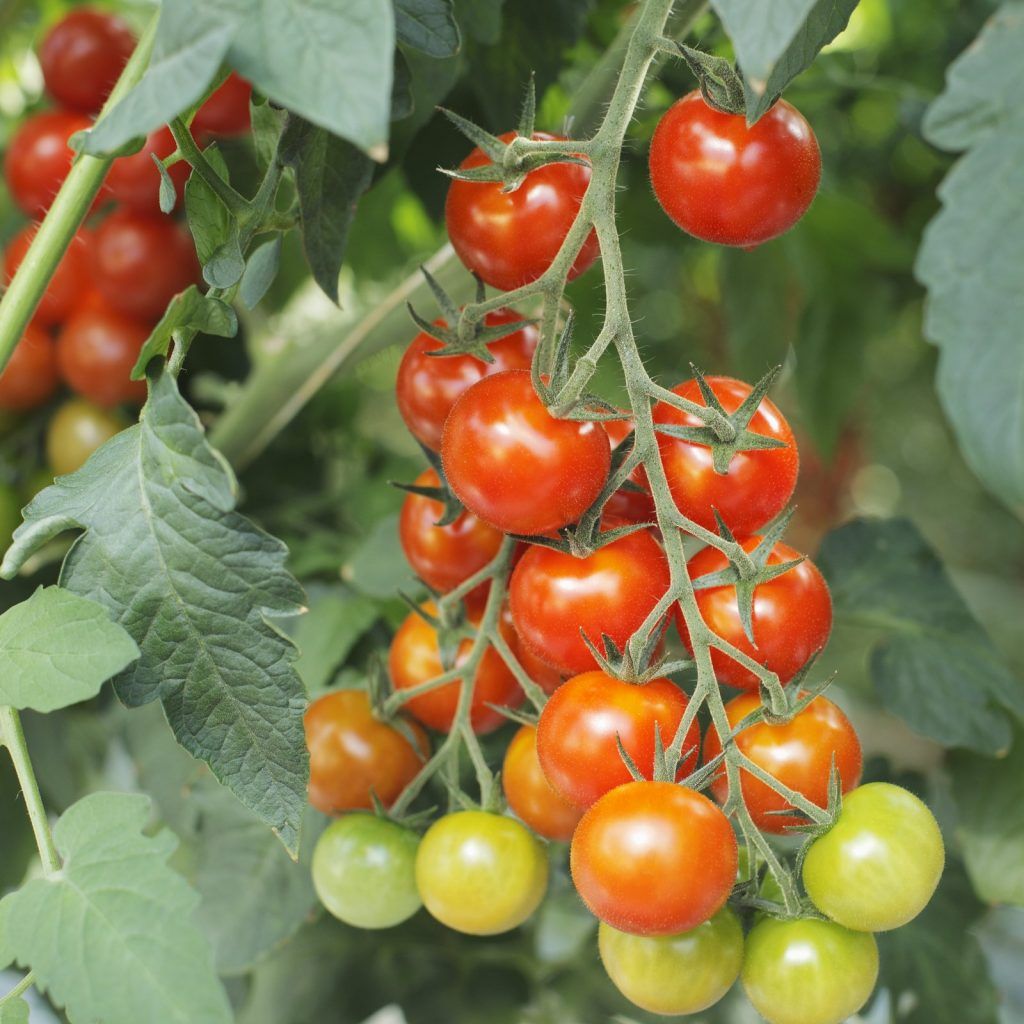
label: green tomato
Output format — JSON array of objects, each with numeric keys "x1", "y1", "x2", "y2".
[
  {"x1": 415, "y1": 810, "x2": 548, "y2": 936},
  {"x1": 741, "y1": 917, "x2": 878, "y2": 1024},
  {"x1": 599, "y1": 907, "x2": 743, "y2": 1015},
  {"x1": 46, "y1": 399, "x2": 126, "y2": 477},
  {"x1": 802, "y1": 782, "x2": 944, "y2": 931},
  {"x1": 312, "y1": 814, "x2": 421, "y2": 929}
]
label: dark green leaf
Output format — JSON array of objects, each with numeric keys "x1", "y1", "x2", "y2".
[
  {"x1": 239, "y1": 235, "x2": 283, "y2": 311},
  {"x1": 395, "y1": 0, "x2": 461, "y2": 57},
  {"x1": 391, "y1": 49, "x2": 414, "y2": 121},
  {"x1": 185, "y1": 148, "x2": 245, "y2": 289},
  {"x1": 341, "y1": 514, "x2": 417, "y2": 599},
  {"x1": 250, "y1": 95, "x2": 287, "y2": 173},
  {"x1": 457, "y1": 0, "x2": 504, "y2": 44}
]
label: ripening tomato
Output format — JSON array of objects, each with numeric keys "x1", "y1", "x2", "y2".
[
  {"x1": 702, "y1": 693, "x2": 862, "y2": 831},
  {"x1": 679, "y1": 537, "x2": 832, "y2": 690},
  {"x1": 603, "y1": 417, "x2": 656, "y2": 524},
  {"x1": 802, "y1": 782, "x2": 944, "y2": 932},
  {"x1": 91, "y1": 210, "x2": 200, "y2": 322},
  {"x1": 510, "y1": 529, "x2": 669, "y2": 676},
  {"x1": 0, "y1": 326, "x2": 60, "y2": 412},
  {"x1": 571, "y1": 781, "x2": 737, "y2": 935},
  {"x1": 4, "y1": 226, "x2": 91, "y2": 329},
  {"x1": 395, "y1": 310, "x2": 538, "y2": 450},
  {"x1": 106, "y1": 127, "x2": 190, "y2": 215},
  {"x1": 515, "y1": 641, "x2": 564, "y2": 695},
  {"x1": 653, "y1": 375, "x2": 798, "y2": 537},
  {"x1": 4, "y1": 111, "x2": 93, "y2": 218},
  {"x1": 415, "y1": 810, "x2": 548, "y2": 935},
  {"x1": 388, "y1": 601, "x2": 523, "y2": 734},
  {"x1": 599, "y1": 908, "x2": 743, "y2": 1016},
  {"x1": 192, "y1": 72, "x2": 253, "y2": 137},
  {"x1": 502, "y1": 724, "x2": 583, "y2": 842},
  {"x1": 442, "y1": 370, "x2": 610, "y2": 535},
  {"x1": 536, "y1": 671, "x2": 700, "y2": 808},
  {"x1": 39, "y1": 8, "x2": 136, "y2": 114},
  {"x1": 741, "y1": 917, "x2": 878, "y2": 1024},
  {"x1": 649, "y1": 91, "x2": 821, "y2": 247},
  {"x1": 312, "y1": 814, "x2": 422, "y2": 929},
  {"x1": 46, "y1": 398, "x2": 126, "y2": 475},
  {"x1": 304, "y1": 689, "x2": 428, "y2": 815},
  {"x1": 445, "y1": 131, "x2": 599, "y2": 292}
]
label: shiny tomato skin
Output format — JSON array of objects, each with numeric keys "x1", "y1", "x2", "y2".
[
  {"x1": 106, "y1": 127, "x2": 190, "y2": 215},
  {"x1": 603, "y1": 417, "x2": 656, "y2": 524},
  {"x1": 39, "y1": 8, "x2": 136, "y2": 113},
  {"x1": 445, "y1": 131, "x2": 599, "y2": 292},
  {"x1": 4, "y1": 111, "x2": 94, "y2": 218},
  {"x1": 680, "y1": 537, "x2": 832, "y2": 690},
  {"x1": 649, "y1": 91, "x2": 820, "y2": 247},
  {"x1": 91, "y1": 210, "x2": 200, "y2": 322},
  {"x1": 571, "y1": 781, "x2": 737, "y2": 935},
  {"x1": 388, "y1": 601, "x2": 523, "y2": 734},
  {"x1": 192, "y1": 72, "x2": 253, "y2": 136},
  {"x1": 4, "y1": 225, "x2": 91, "y2": 329},
  {"x1": 441, "y1": 369, "x2": 610, "y2": 535},
  {"x1": 0, "y1": 326, "x2": 60, "y2": 412},
  {"x1": 536, "y1": 671, "x2": 699, "y2": 808},
  {"x1": 702, "y1": 692, "x2": 862, "y2": 831},
  {"x1": 654, "y1": 375, "x2": 798, "y2": 537},
  {"x1": 509, "y1": 529, "x2": 669, "y2": 676},
  {"x1": 503, "y1": 724, "x2": 583, "y2": 842},
  {"x1": 304, "y1": 689, "x2": 428, "y2": 815},
  {"x1": 45, "y1": 398, "x2": 125, "y2": 475}
]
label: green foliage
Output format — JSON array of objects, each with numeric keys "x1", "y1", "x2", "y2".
[
  {"x1": 0, "y1": 999, "x2": 28, "y2": 1024},
  {"x1": 133, "y1": 286, "x2": 238, "y2": 377},
  {"x1": 185, "y1": 147, "x2": 245, "y2": 289},
  {"x1": 395, "y1": 0, "x2": 462, "y2": 57}
]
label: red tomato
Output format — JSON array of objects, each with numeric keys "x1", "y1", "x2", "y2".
[
  {"x1": 653, "y1": 376, "x2": 798, "y2": 537},
  {"x1": 389, "y1": 601, "x2": 523, "y2": 734},
  {"x1": 515, "y1": 641, "x2": 564, "y2": 695},
  {"x1": 571, "y1": 781, "x2": 737, "y2": 935},
  {"x1": 192, "y1": 72, "x2": 253, "y2": 137},
  {"x1": 39, "y1": 8, "x2": 136, "y2": 114},
  {"x1": 91, "y1": 210, "x2": 200, "y2": 322},
  {"x1": 4, "y1": 226, "x2": 90, "y2": 328},
  {"x1": 503, "y1": 724, "x2": 583, "y2": 842},
  {"x1": 399, "y1": 467, "x2": 503, "y2": 593},
  {"x1": 106, "y1": 127, "x2": 190, "y2": 215},
  {"x1": 509, "y1": 528, "x2": 670, "y2": 676},
  {"x1": 445, "y1": 131, "x2": 600, "y2": 292},
  {"x1": 304, "y1": 689, "x2": 428, "y2": 814},
  {"x1": 604, "y1": 416, "x2": 656, "y2": 524},
  {"x1": 4, "y1": 111, "x2": 93, "y2": 218},
  {"x1": 56, "y1": 296, "x2": 149, "y2": 407},
  {"x1": 396, "y1": 310, "x2": 538, "y2": 451},
  {"x1": 442, "y1": 369, "x2": 610, "y2": 535},
  {"x1": 702, "y1": 692, "x2": 862, "y2": 831},
  {"x1": 649, "y1": 91, "x2": 820, "y2": 247},
  {"x1": 536, "y1": 671, "x2": 700, "y2": 809},
  {"x1": 679, "y1": 537, "x2": 833, "y2": 690},
  {"x1": 0, "y1": 326, "x2": 60, "y2": 412}
]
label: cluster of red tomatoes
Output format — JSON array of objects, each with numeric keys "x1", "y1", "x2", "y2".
[{"x1": 0, "y1": 8, "x2": 250, "y2": 500}]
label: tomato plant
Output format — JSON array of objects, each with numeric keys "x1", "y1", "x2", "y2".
[
  {"x1": 3, "y1": 226, "x2": 90, "y2": 328},
  {"x1": 0, "y1": 326, "x2": 59, "y2": 412},
  {"x1": 106, "y1": 128, "x2": 190, "y2": 215},
  {"x1": 4, "y1": 110, "x2": 94, "y2": 217},
  {"x1": 502, "y1": 724, "x2": 583, "y2": 842},
  {"x1": 192, "y1": 72, "x2": 253, "y2": 137},
  {"x1": 44, "y1": 397, "x2": 124, "y2": 475}
]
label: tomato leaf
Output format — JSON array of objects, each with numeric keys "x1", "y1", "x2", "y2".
[
  {"x1": 395, "y1": 0, "x2": 461, "y2": 57},
  {"x1": 916, "y1": 5, "x2": 1024, "y2": 513},
  {"x1": 817, "y1": 517, "x2": 1024, "y2": 754},
  {"x1": 185, "y1": 146, "x2": 245, "y2": 289},
  {"x1": 239, "y1": 234, "x2": 283, "y2": 311},
  {"x1": 0, "y1": 999, "x2": 28, "y2": 1024},
  {"x1": 0, "y1": 368, "x2": 309, "y2": 854},
  {"x1": 0, "y1": 587, "x2": 138, "y2": 712},
  {"x1": 0, "y1": 792, "x2": 232, "y2": 1024}
]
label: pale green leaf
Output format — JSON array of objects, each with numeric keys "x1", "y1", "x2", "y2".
[{"x1": 292, "y1": 585, "x2": 379, "y2": 693}]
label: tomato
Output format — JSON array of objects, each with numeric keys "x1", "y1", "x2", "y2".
[
  {"x1": 515, "y1": 641, "x2": 564, "y2": 695},
  {"x1": 304, "y1": 689, "x2": 428, "y2": 815},
  {"x1": 0, "y1": 482, "x2": 22, "y2": 553},
  {"x1": 603, "y1": 417, "x2": 656, "y2": 524},
  {"x1": 510, "y1": 529, "x2": 669, "y2": 676},
  {"x1": 57, "y1": 297, "x2": 149, "y2": 407},
  {"x1": 4, "y1": 111, "x2": 94, "y2": 218},
  {"x1": 399, "y1": 467, "x2": 503, "y2": 594},
  {"x1": 649, "y1": 91, "x2": 820, "y2": 247},
  {"x1": 46, "y1": 398, "x2": 125, "y2": 475},
  {"x1": 441, "y1": 369, "x2": 610, "y2": 535},
  {"x1": 741, "y1": 917, "x2": 878, "y2": 1024},
  {"x1": 388, "y1": 601, "x2": 523, "y2": 734},
  {"x1": 396, "y1": 310, "x2": 538, "y2": 451},
  {"x1": 679, "y1": 537, "x2": 832, "y2": 690},
  {"x1": 653, "y1": 375, "x2": 798, "y2": 537},
  {"x1": 445, "y1": 131, "x2": 599, "y2": 292},
  {"x1": 39, "y1": 8, "x2": 136, "y2": 114},
  {"x1": 502, "y1": 724, "x2": 583, "y2": 842},
  {"x1": 91, "y1": 210, "x2": 200, "y2": 322},
  {"x1": 0, "y1": 326, "x2": 60, "y2": 412},
  {"x1": 415, "y1": 810, "x2": 548, "y2": 935},
  {"x1": 599, "y1": 908, "x2": 743, "y2": 1015},
  {"x1": 4, "y1": 226, "x2": 91, "y2": 329},
  {"x1": 570, "y1": 781, "x2": 737, "y2": 935},
  {"x1": 536, "y1": 671, "x2": 699, "y2": 808},
  {"x1": 802, "y1": 782, "x2": 944, "y2": 931},
  {"x1": 702, "y1": 693, "x2": 861, "y2": 831},
  {"x1": 312, "y1": 814, "x2": 421, "y2": 929},
  {"x1": 192, "y1": 72, "x2": 253, "y2": 137},
  {"x1": 106, "y1": 127, "x2": 190, "y2": 215}
]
